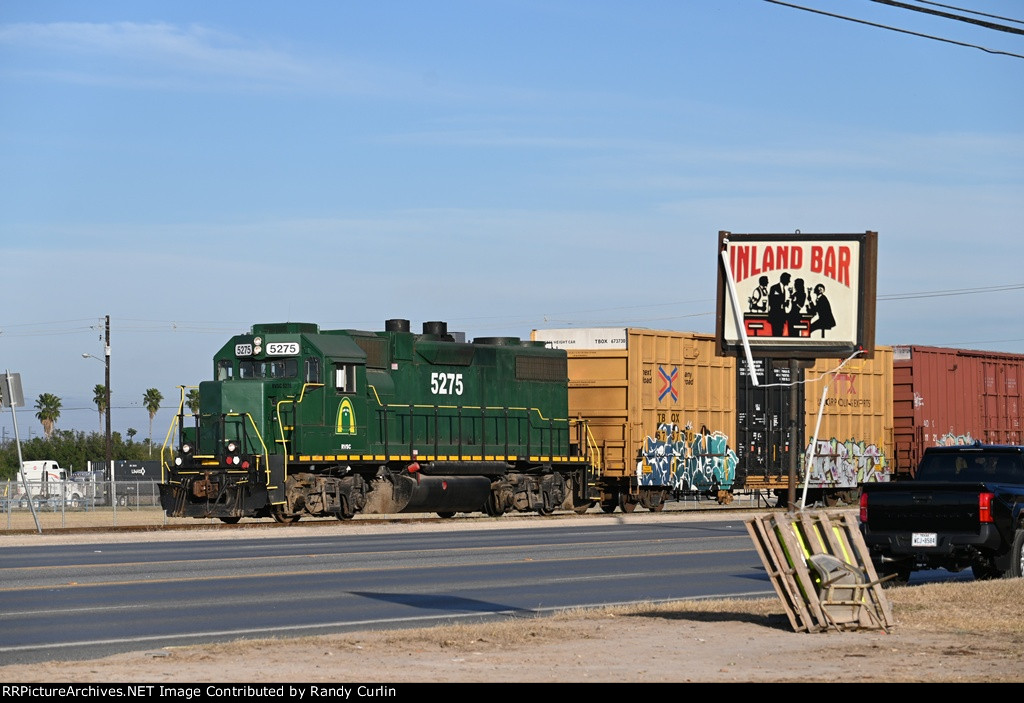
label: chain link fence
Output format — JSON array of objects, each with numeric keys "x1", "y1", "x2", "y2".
[{"x1": 1, "y1": 478, "x2": 176, "y2": 530}]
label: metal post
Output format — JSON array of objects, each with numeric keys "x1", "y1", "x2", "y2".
[
  {"x1": 6, "y1": 370, "x2": 40, "y2": 533},
  {"x1": 786, "y1": 359, "x2": 799, "y2": 512},
  {"x1": 105, "y1": 315, "x2": 112, "y2": 471}
]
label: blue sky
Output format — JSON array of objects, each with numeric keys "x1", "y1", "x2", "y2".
[{"x1": 1, "y1": 0, "x2": 1022, "y2": 447}]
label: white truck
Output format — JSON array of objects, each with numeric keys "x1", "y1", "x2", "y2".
[{"x1": 16, "y1": 460, "x2": 83, "y2": 508}]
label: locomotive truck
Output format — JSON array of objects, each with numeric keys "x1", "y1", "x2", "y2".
[{"x1": 160, "y1": 320, "x2": 594, "y2": 523}]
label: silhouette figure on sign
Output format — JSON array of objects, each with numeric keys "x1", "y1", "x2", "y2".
[
  {"x1": 768, "y1": 272, "x2": 791, "y2": 336},
  {"x1": 748, "y1": 275, "x2": 769, "y2": 313},
  {"x1": 808, "y1": 283, "x2": 836, "y2": 337}
]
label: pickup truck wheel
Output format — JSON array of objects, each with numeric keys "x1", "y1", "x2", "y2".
[{"x1": 1011, "y1": 529, "x2": 1024, "y2": 579}]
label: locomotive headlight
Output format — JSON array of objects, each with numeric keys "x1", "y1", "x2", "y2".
[
  {"x1": 175, "y1": 457, "x2": 183, "y2": 466},
  {"x1": 253, "y1": 337, "x2": 262, "y2": 346},
  {"x1": 226, "y1": 441, "x2": 238, "y2": 453},
  {"x1": 254, "y1": 345, "x2": 262, "y2": 354},
  {"x1": 181, "y1": 443, "x2": 192, "y2": 455}
]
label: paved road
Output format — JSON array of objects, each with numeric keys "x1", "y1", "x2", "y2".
[
  {"x1": 0, "y1": 510, "x2": 973, "y2": 665},
  {"x1": 0, "y1": 514, "x2": 770, "y2": 664}
]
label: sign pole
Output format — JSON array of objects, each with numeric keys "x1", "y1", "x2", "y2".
[{"x1": 5, "y1": 370, "x2": 40, "y2": 533}]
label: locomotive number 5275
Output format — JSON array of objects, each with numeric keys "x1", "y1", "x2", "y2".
[{"x1": 430, "y1": 372, "x2": 464, "y2": 395}]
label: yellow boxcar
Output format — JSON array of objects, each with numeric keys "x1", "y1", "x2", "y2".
[
  {"x1": 801, "y1": 347, "x2": 894, "y2": 504},
  {"x1": 531, "y1": 328, "x2": 737, "y2": 511},
  {"x1": 534, "y1": 328, "x2": 895, "y2": 510}
]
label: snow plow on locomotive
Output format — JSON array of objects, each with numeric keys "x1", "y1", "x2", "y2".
[{"x1": 160, "y1": 320, "x2": 596, "y2": 523}]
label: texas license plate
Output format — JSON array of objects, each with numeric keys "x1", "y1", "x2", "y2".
[{"x1": 912, "y1": 532, "x2": 938, "y2": 547}]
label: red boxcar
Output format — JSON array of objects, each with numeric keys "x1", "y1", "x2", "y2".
[{"x1": 892, "y1": 345, "x2": 1023, "y2": 478}]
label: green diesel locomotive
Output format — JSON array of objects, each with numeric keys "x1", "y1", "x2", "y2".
[{"x1": 160, "y1": 320, "x2": 594, "y2": 522}]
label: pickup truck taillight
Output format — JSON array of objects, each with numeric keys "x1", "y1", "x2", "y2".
[
  {"x1": 979, "y1": 492, "x2": 994, "y2": 523},
  {"x1": 859, "y1": 491, "x2": 868, "y2": 523}
]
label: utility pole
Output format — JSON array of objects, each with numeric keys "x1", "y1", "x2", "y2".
[{"x1": 105, "y1": 315, "x2": 112, "y2": 473}]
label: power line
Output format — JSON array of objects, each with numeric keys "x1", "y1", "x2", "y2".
[
  {"x1": 868, "y1": 0, "x2": 1024, "y2": 35},
  {"x1": 763, "y1": 0, "x2": 1024, "y2": 59},
  {"x1": 1, "y1": 283, "x2": 1021, "y2": 340},
  {"x1": 878, "y1": 283, "x2": 1024, "y2": 300},
  {"x1": 915, "y1": 1, "x2": 1024, "y2": 26}
]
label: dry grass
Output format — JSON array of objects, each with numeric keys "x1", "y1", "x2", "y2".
[
  {"x1": 334, "y1": 578, "x2": 1024, "y2": 652},
  {"x1": 884, "y1": 578, "x2": 1024, "y2": 634},
  {"x1": 2, "y1": 567, "x2": 1020, "y2": 682}
]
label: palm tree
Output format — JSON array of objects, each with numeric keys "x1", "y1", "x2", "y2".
[
  {"x1": 186, "y1": 388, "x2": 200, "y2": 416},
  {"x1": 93, "y1": 384, "x2": 108, "y2": 433},
  {"x1": 34, "y1": 393, "x2": 62, "y2": 439},
  {"x1": 143, "y1": 388, "x2": 163, "y2": 456}
]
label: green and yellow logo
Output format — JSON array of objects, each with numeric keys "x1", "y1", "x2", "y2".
[{"x1": 336, "y1": 397, "x2": 357, "y2": 435}]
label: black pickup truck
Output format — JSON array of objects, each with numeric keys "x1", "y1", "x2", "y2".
[{"x1": 859, "y1": 443, "x2": 1024, "y2": 584}]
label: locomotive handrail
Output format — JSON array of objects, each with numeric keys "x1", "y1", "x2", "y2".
[
  {"x1": 295, "y1": 382, "x2": 324, "y2": 403},
  {"x1": 222, "y1": 411, "x2": 272, "y2": 486},
  {"x1": 160, "y1": 385, "x2": 198, "y2": 482},
  {"x1": 275, "y1": 383, "x2": 325, "y2": 459},
  {"x1": 577, "y1": 420, "x2": 603, "y2": 471}
]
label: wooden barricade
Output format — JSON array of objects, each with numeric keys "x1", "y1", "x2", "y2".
[{"x1": 745, "y1": 510, "x2": 895, "y2": 633}]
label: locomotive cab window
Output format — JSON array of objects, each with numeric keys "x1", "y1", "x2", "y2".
[
  {"x1": 335, "y1": 363, "x2": 357, "y2": 394},
  {"x1": 217, "y1": 360, "x2": 234, "y2": 380},
  {"x1": 305, "y1": 357, "x2": 321, "y2": 384},
  {"x1": 238, "y1": 359, "x2": 298, "y2": 379},
  {"x1": 265, "y1": 358, "x2": 298, "y2": 379}
]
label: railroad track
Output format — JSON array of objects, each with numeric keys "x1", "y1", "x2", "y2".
[{"x1": 1, "y1": 498, "x2": 789, "y2": 538}]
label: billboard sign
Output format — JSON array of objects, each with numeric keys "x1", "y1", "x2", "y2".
[{"x1": 716, "y1": 231, "x2": 877, "y2": 359}]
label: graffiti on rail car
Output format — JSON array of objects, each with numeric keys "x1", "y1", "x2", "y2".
[
  {"x1": 639, "y1": 422, "x2": 739, "y2": 492},
  {"x1": 936, "y1": 430, "x2": 975, "y2": 447},
  {"x1": 804, "y1": 437, "x2": 890, "y2": 487}
]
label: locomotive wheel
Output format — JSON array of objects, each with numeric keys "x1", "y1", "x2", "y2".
[
  {"x1": 336, "y1": 497, "x2": 356, "y2": 521},
  {"x1": 436, "y1": 511, "x2": 456, "y2": 519},
  {"x1": 573, "y1": 502, "x2": 591, "y2": 515},
  {"x1": 536, "y1": 495, "x2": 554, "y2": 516},
  {"x1": 218, "y1": 516, "x2": 241, "y2": 524},
  {"x1": 271, "y1": 506, "x2": 300, "y2": 524}
]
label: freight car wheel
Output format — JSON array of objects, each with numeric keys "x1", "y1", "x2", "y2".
[
  {"x1": 436, "y1": 512, "x2": 456, "y2": 519},
  {"x1": 600, "y1": 492, "x2": 619, "y2": 513},
  {"x1": 219, "y1": 517, "x2": 241, "y2": 524},
  {"x1": 618, "y1": 494, "x2": 637, "y2": 513}
]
